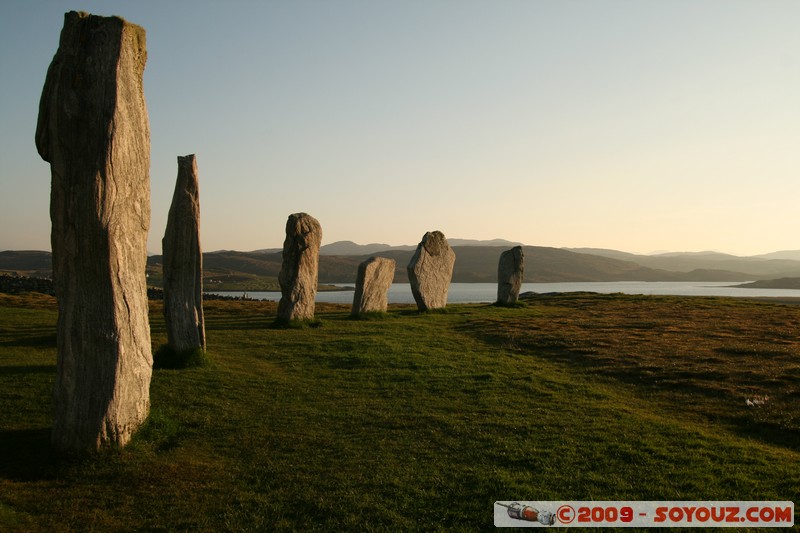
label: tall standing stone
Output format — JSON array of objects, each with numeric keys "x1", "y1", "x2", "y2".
[
  {"x1": 277, "y1": 213, "x2": 322, "y2": 322},
  {"x1": 351, "y1": 257, "x2": 396, "y2": 316},
  {"x1": 497, "y1": 246, "x2": 524, "y2": 305},
  {"x1": 407, "y1": 231, "x2": 456, "y2": 311},
  {"x1": 35, "y1": 11, "x2": 152, "y2": 452},
  {"x1": 162, "y1": 154, "x2": 205, "y2": 353}
]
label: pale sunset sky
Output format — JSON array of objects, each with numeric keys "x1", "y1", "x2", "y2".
[{"x1": 1, "y1": 1, "x2": 798, "y2": 256}]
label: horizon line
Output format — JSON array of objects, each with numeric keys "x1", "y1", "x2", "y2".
[{"x1": 3, "y1": 241, "x2": 800, "y2": 259}]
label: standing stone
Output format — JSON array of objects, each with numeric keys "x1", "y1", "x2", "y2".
[
  {"x1": 351, "y1": 257, "x2": 396, "y2": 316},
  {"x1": 277, "y1": 213, "x2": 322, "y2": 322},
  {"x1": 35, "y1": 12, "x2": 152, "y2": 452},
  {"x1": 497, "y1": 246, "x2": 524, "y2": 305},
  {"x1": 407, "y1": 231, "x2": 456, "y2": 311},
  {"x1": 162, "y1": 154, "x2": 205, "y2": 353}
]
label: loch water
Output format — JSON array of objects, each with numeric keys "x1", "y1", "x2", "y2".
[{"x1": 210, "y1": 281, "x2": 800, "y2": 304}]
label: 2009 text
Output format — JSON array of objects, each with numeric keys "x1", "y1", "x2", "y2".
[{"x1": 495, "y1": 501, "x2": 794, "y2": 528}]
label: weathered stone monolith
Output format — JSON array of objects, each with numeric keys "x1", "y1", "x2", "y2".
[
  {"x1": 277, "y1": 213, "x2": 322, "y2": 322},
  {"x1": 35, "y1": 11, "x2": 152, "y2": 452},
  {"x1": 162, "y1": 154, "x2": 205, "y2": 353},
  {"x1": 351, "y1": 257, "x2": 396, "y2": 316},
  {"x1": 497, "y1": 246, "x2": 524, "y2": 305},
  {"x1": 407, "y1": 231, "x2": 456, "y2": 311}
]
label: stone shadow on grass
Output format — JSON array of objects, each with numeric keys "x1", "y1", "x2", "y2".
[
  {"x1": 0, "y1": 365, "x2": 55, "y2": 375},
  {"x1": 0, "y1": 332, "x2": 57, "y2": 348},
  {"x1": 0, "y1": 427, "x2": 58, "y2": 481}
]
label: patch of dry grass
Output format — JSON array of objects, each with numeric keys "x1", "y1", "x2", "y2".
[{"x1": 467, "y1": 293, "x2": 800, "y2": 449}]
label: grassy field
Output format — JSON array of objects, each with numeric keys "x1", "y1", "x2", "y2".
[{"x1": 0, "y1": 292, "x2": 798, "y2": 531}]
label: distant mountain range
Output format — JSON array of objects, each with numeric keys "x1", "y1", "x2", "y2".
[
  {"x1": 252, "y1": 238, "x2": 525, "y2": 256},
  {"x1": 750, "y1": 250, "x2": 800, "y2": 261},
  {"x1": 564, "y1": 248, "x2": 800, "y2": 279},
  {"x1": 5, "y1": 241, "x2": 800, "y2": 287}
]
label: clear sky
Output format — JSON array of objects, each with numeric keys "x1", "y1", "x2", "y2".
[{"x1": 1, "y1": 1, "x2": 799, "y2": 256}]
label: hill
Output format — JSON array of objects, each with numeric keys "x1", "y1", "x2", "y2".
[
  {"x1": 566, "y1": 248, "x2": 800, "y2": 279},
  {"x1": 227, "y1": 246, "x2": 756, "y2": 284},
  {"x1": 14, "y1": 237, "x2": 800, "y2": 288},
  {"x1": 317, "y1": 238, "x2": 523, "y2": 255},
  {"x1": 752, "y1": 250, "x2": 800, "y2": 261},
  {"x1": 0, "y1": 245, "x2": 778, "y2": 289},
  {"x1": 318, "y1": 241, "x2": 414, "y2": 255},
  {"x1": 734, "y1": 277, "x2": 800, "y2": 290},
  {"x1": 190, "y1": 246, "x2": 767, "y2": 284},
  {"x1": 0, "y1": 251, "x2": 51, "y2": 276}
]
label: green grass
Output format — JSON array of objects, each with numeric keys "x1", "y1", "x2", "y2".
[{"x1": 0, "y1": 292, "x2": 798, "y2": 531}]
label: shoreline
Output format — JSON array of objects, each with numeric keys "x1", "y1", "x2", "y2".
[{"x1": 5, "y1": 275, "x2": 800, "y2": 305}]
